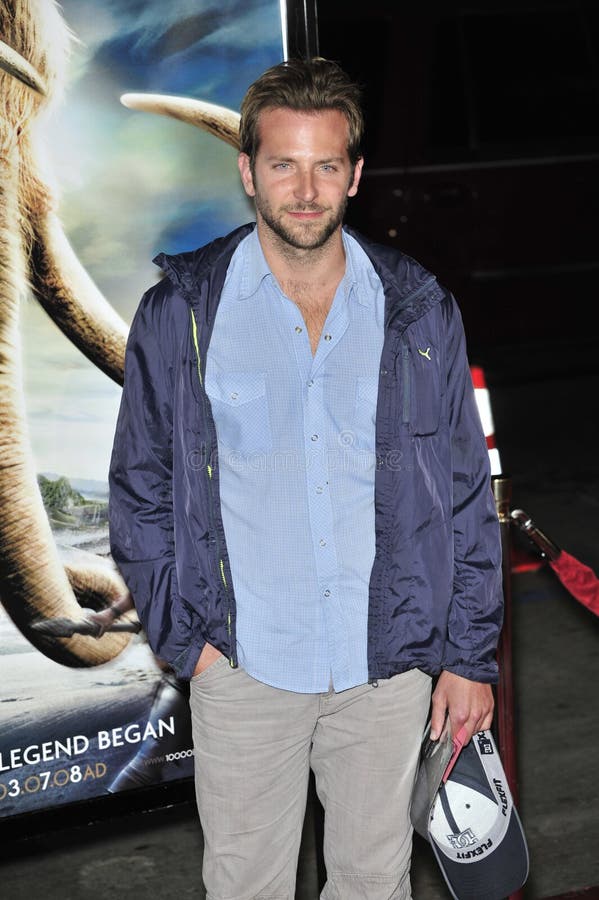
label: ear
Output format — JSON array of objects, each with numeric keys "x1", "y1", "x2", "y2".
[
  {"x1": 238, "y1": 153, "x2": 256, "y2": 198},
  {"x1": 347, "y1": 156, "x2": 364, "y2": 198}
]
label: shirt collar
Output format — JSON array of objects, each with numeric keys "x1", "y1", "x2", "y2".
[
  {"x1": 342, "y1": 230, "x2": 377, "y2": 309},
  {"x1": 236, "y1": 225, "x2": 375, "y2": 309},
  {"x1": 341, "y1": 231, "x2": 359, "y2": 306},
  {"x1": 237, "y1": 227, "x2": 273, "y2": 301}
]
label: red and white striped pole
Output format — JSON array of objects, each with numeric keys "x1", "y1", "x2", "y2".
[{"x1": 471, "y1": 365, "x2": 502, "y2": 475}]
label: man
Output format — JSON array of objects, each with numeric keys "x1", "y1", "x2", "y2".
[{"x1": 109, "y1": 58, "x2": 503, "y2": 899}]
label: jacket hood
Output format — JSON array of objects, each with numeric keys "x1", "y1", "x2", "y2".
[
  {"x1": 153, "y1": 223, "x2": 255, "y2": 302},
  {"x1": 343, "y1": 226, "x2": 444, "y2": 328}
]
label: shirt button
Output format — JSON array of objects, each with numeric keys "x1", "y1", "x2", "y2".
[
  {"x1": 319, "y1": 539, "x2": 327, "y2": 547},
  {"x1": 311, "y1": 434, "x2": 319, "y2": 442},
  {"x1": 324, "y1": 333, "x2": 332, "y2": 341},
  {"x1": 230, "y1": 392, "x2": 238, "y2": 400},
  {"x1": 295, "y1": 325, "x2": 303, "y2": 334},
  {"x1": 308, "y1": 379, "x2": 314, "y2": 387},
  {"x1": 316, "y1": 486, "x2": 324, "y2": 494},
  {"x1": 323, "y1": 589, "x2": 331, "y2": 598}
]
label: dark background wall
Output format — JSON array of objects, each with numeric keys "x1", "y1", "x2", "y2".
[
  {"x1": 316, "y1": 13, "x2": 599, "y2": 895},
  {"x1": 317, "y1": 0, "x2": 599, "y2": 370}
]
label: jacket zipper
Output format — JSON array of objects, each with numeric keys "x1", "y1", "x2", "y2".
[
  {"x1": 369, "y1": 276, "x2": 436, "y2": 679},
  {"x1": 401, "y1": 344, "x2": 410, "y2": 424},
  {"x1": 190, "y1": 308, "x2": 236, "y2": 668}
]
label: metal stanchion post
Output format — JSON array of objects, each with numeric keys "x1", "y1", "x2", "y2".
[
  {"x1": 492, "y1": 474, "x2": 519, "y2": 803},
  {"x1": 493, "y1": 474, "x2": 523, "y2": 900}
]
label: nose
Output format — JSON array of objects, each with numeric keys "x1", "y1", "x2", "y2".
[{"x1": 294, "y1": 169, "x2": 317, "y2": 203}]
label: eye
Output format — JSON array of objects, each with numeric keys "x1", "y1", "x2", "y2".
[
  {"x1": 274, "y1": 162, "x2": 291, "y2": 170},
  {"x1": 321, "y1": 163, "x2": 338, "y2": 173}
]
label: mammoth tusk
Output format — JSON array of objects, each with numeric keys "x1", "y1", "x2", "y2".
[
  {"x1": 121, "y1": 93, "x2": 240, "y2": 150},
  {"x1": 30, "y1": 211, "x2": 128, "y2": 385},
  {"x1": 29, "y1": 95, "x2": 243, "y2": 386},
  {"x1": 0, "y1": 38, "x2": 47, "y2": 95}
]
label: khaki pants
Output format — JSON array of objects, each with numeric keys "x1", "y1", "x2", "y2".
[{"x1": 190, "y1": 659, "x2": 431, "y2": 900}]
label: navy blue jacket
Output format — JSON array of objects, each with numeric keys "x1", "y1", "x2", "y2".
[{"x1": 109, "y1": 224, "x2": 503, "y2": 683}]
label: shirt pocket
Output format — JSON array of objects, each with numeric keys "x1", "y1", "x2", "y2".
[
  {"x1": 206, "y1": 372, "x2": 273, "y2": 455},
  {"x1": 353, "y1": 375, "x2": 379, "y2": 451}
]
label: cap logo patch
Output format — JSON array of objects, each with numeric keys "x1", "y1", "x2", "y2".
[
  {"x1": 447, "y1": 827, "x2": 478, "y2": 850},
  {"x1": 477, "y1": 733, "x2": 494, "y2": 755}
]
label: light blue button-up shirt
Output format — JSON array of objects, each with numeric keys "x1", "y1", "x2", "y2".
[{"x1": 205, "y1": 228, "x2": 386, "y2": 692}]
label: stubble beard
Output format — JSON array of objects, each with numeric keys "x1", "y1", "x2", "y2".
[{"x1": 253, "y1": 186, "x2": 348, "y2": 253}]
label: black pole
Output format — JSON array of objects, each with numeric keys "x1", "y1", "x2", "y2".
[{"x1": 284, "y1": 0, "x2": 319, "y2": 60}]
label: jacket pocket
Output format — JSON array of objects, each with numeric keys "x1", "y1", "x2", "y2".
[
  {"x1": 401, "y1": 341, "x2": 441, "y2": 435},
  {"x1": 205, "y1": 372, "x2": 273, "y2": 455}
]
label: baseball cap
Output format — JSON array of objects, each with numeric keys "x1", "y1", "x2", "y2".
[{"x1": 411, "y1": 728, "x2": 529, "y2": 900}]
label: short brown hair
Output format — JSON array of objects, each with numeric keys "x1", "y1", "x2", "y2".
[{"x1": 239, "y1": 57, "x2": 363, "y2": 166}]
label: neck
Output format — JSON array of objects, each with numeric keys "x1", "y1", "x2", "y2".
[{"x1": 256, "y1": 219, "x2": 347, "y2": 296}]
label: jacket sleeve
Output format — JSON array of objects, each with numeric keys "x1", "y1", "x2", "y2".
[
  {"x1": 442, "y1": 294, "x2": 503, "y2": 683},
  {"x1": 108, "y1": 281, "x2": 204, "y2": 680}
]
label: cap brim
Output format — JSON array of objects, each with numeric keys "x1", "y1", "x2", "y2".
[
  {"x1": 430, "y1": 804, "x2": 529, "y2": 900},
  {"x1": 410, "y1": 722, "x2": 454, "y2": 839}
]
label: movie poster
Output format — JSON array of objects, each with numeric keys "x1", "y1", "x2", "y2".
[{"x1": 0, "y1": 0, "x2": 284, "y2": 818}]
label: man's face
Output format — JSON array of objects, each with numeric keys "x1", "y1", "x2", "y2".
[{"x1": 238, "y1": 107, "x2": 363, "y2": 251}]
